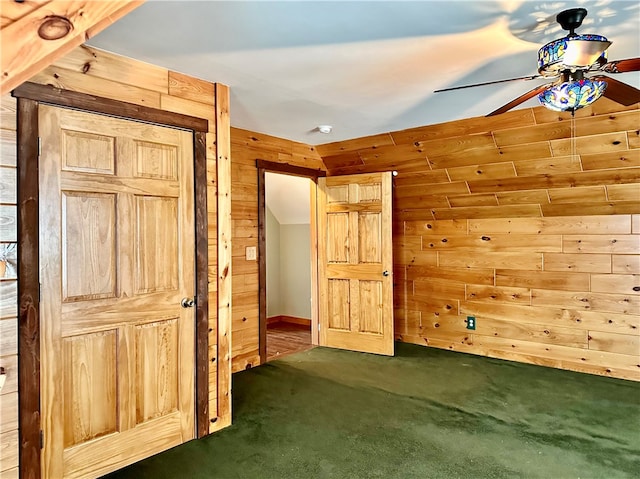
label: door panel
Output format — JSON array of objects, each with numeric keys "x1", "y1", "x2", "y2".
[
  {"x1": 63, "y1": 330, "x2": 118, "y2": 448},
  {"x1": 39, "y1": 105, "x2": 195, "y2": 479},
  {"x1": 358, "y1": 213, "x2": 381, "y2": 263},
  {"x1": 358, "y1": 280, "x2": 383, "y2": 334},
  {"x1": 327, "y1": 279, "x2": 350, "y2": 330},
  {"x1": 318, "y1": 172, "x2": 394, "y2": 356},
  {"x1": 326, "y1": 213, "x2": 349, "y2": 262},
  {"x1": 61, "y1": 129, "x2": 115, "y2": 174},
  {"x1": 62, "y1": 192, "x2": 117, "y2": 301},
  {"x1": 135, "y1": 196, "x2": 179, "y2": 293},
  {"x1": 136, "y1": 319, "x2": 179, "y2": 423}
]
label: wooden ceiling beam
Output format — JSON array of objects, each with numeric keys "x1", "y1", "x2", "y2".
[{"x1": 1, "y1": 0, "x2": 144, "y2": 95}]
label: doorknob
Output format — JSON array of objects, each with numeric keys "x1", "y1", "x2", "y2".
[
  {"x1": 382, "y1": 270, "x2": 390, "y2": 277},
  {"x1": 181, "y1": 297, "x2": 196, "y2": 308}
]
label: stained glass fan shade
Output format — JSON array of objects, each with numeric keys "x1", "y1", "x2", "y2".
[
  {"x1": 536, "y1": 33, "x2": 610, "y2": 112},
  {"x1": 537, "y1": 34, "x2": 611, "y2": 74},
  {"x1": 538, "y1": 78, "x2": 607, "y2": 112}
]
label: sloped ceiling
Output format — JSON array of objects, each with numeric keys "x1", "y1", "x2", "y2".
[
  {"x1": 89, "y1": 0, "x2": 640, "y2": 143},
  {"x1": 266, "y1": 172, "x2": 311, "y2": 224}
]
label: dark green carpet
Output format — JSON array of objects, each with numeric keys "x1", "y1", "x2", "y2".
[{"x1": 103, "y1": 343, "x2": 640, "y2": 479}]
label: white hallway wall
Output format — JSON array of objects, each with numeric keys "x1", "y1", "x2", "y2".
[{"x1": 265, "y1": 172, "x2": 312, "y2": 320}]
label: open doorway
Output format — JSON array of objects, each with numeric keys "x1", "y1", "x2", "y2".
[
  {"x1": 265, "y1": 172, "x2": 313, "y2": 360},
  {"x1": 257, "y1": 160, "x2": 325, "y2": 364}
]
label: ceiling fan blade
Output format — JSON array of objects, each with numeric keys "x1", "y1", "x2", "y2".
[
  {"x1": 486, "y1": 83, "x2": 552, "y2": 116},
  {"x1": 434, "y1": 75, "x2": 543, "y2": 93},
  {"x1": 600, "y1": 58, "x2": 640, "y2": 73},
  {"x1": 563, "y1": 39, "x2": 611, "y2": 67},
  {"x1": 592, "y1": 75, "x2": 640, "y2": 106}
]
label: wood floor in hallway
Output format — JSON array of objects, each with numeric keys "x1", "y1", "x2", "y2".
[{"x1": 266, "y1": 321, "x2": 313, "y2": 361}]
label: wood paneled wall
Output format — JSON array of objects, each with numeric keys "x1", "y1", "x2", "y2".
[
  {"x1": 230, "y1": 128, "x2": 324, "y2": 371},
  {"x1": 0, "y1": 45, "x2": 232, "y2": 476},
  {"x1": 315, "y1": 98, "x2": 639, "y2": 381},
  {"x1": 0, "y1": 94, "x2": 18, "y2": 479}
]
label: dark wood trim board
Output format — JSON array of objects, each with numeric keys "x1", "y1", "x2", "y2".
[{"x1": 256, "y1": 160, "x2": 325, "y2": 364}]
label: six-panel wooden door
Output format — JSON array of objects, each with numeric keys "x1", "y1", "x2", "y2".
[
  {"x1": 318, "y1": 172, "x2": 394, "y2": 356},
  {"x1": 38, "y1": 105, "x2": 196, "y2": 478}
]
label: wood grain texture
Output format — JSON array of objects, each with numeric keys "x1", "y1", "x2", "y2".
[
  {"x1": 194, "y1": 130, "x2": 210, "y2": 438},
  {"x1": 541, "y1": 201, "x2": 640, "y2": 217},
  {"x1": 1, "y1": 0, "x2": 144, "y2": 95},
  {"x1": 14, "y1": 82, "x2": 208, "y2": 132},
  {"x1": 38, "y1": 105, "x2": 196, "y2": 478},
  {"x1": 229, "y1": 127, "x2": 325, "y2": 372},
  {"x1": 213, "y1": 83, "x2": 232, "y2": 432},
  {"x1": 0, "y1": 390, "x2": 18, "y2": 447},
  {"x1": 318, "y1": 173, "x2": 394, "y2": 355},
  {"x1": 588, "y1": 331, "x2": 640, "y2": 356},
  {"x1": 612, "y1": 255, "x2": 640, "y2": 274},
  {"x1": 0, "y1": 319, "x2": 17, "y2": 357},
  {"x1": 53, "y1": 45, "x2": 168, "y2": 94},
  {"x1": 266, "y1": 322, "x2": 313, "y2": 361},
  {"x1": 2, "y1": 46, "x2": 231, "y2": 479},
  {"x1": 513, "y1": 154, "x2": 582, "y2": 176},
  {"x1": 168, "y1": 71, "x2": 215, "y2": 105},
  {"x1": 16, "y1": 97, "x2": 41, "y2": 479},
  {"x1": 432, "y1": 142, "x2": 552, "y2": 170},
  {"x1": 32, "y1": 64, "x2": 161, "y2": 108},
  {"x1": 543, "y1": 253, "x2": 611, "y2": 273},
  {"x1": 0, "y1": 95, "x2": 17, "y2": 132},
  {"x1": 0, "y1": 283, "x2": 17, "y2": 319},
  {"x1": 581, "y1": 149, "x2": 640, "y2": 170},
  {"x1": 316, "y1": 101, "x2": 639, "y2": 380},
  {"x1": 0, "y1": 429, "x2": 18, "y2": 473},
  {"x1": 0, "y1": 167, "x2": 16, "y2": 204},
  {"x1": 0, "y1": 129, "x2": 16, "y2": 167}
]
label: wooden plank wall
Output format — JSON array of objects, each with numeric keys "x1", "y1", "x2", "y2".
[
  {"x1": 0, "y1": 94, "x2": 18, "y2": 479},
  {"x1": 316, "y1": 98, "x2": 640, "y2": 381},
  {"x1": 0, "y1": 45, "x2": 232, "y2": 474},
  {"x1": 230, "y1": 128, "x2": 324, "y2": 371}
]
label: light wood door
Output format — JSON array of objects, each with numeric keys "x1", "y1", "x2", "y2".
[
  {"x1": 318, "y1": 172, "x2": 394, "y2": 356},
  {"x1": 38, "y1": 105, "x2": 196, "y2": 479}
]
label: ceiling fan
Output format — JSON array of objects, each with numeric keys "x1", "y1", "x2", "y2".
[{"x1": 434, "y1": 8, "x2": 640, "y2": 116}]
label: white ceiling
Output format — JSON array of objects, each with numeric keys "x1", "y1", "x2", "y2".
[
  {"x1": 89, "y1": 0, "x2": 640, "y2": 144},
  {"x1": 266, "y1": 172, "x2": 311, "y2": 224}
]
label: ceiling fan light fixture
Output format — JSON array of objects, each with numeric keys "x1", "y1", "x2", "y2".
[
  {"x1": 538, "y1": 34, "x2": 610, "y2": 75},
  {"x1": 564, "y1": 38, "x2": 612, "y2": 67},
  {"x1": 538, "y1": 78, "x2": 607, "y2": 112}
]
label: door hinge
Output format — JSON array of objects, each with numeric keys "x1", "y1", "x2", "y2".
[
  {"x1": 37, "y1": 137, "x2": 41, "y2": 157},
  {"x1": 318, "y1": 323, "x2": 321, "y2": 332},
  {"x1": 40, "y1": 430, "x2": 44, "y2": 449}
]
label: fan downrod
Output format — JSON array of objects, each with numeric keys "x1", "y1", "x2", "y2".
[{"x1": 557, "y1": 8, "x2": 587, "y2": 35}]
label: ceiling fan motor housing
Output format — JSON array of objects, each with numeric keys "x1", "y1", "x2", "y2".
[{"x1": 556, "y1": 8, "x2": 588, "y2": 35}]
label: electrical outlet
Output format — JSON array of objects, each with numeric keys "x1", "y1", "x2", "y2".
[
  {"x1": 245, "y1": 246, "x2": 257, "y2": 261},
  {"x1": 466, "y1": 316, "x2": 476, "y2": 330}
]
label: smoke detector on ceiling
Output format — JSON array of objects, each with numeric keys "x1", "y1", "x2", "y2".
[{"x1": 317, "y1": 125, "x2": 332, "y2": 134}]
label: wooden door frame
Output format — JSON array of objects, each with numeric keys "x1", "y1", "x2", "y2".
[
  {"x1": 256, "y1": 160, "x2": 325, "y2": 363},
  {"x1": 13, "y1": 82, "x2": 211, "y2": 479}
]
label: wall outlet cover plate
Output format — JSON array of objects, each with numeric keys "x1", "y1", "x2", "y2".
[{"x1": 466, "y1": 316, "x2": 476, "y2": 330}]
